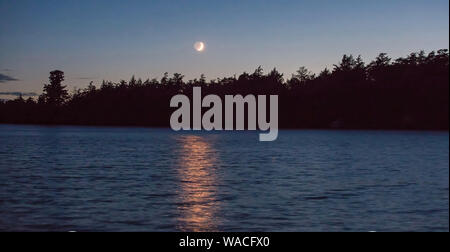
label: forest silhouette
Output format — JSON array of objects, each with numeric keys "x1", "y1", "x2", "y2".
[{"x1": 0, "y1": 50, "x2": 448, "y2": 130}]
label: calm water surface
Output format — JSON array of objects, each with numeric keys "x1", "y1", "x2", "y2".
[{"x1": 0, "y1": 125, "x2": 448, "y2": 231}]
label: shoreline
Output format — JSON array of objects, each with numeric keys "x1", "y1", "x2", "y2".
[{"x1": 1, "y1": 122, "x2": 448, "y2": 133}]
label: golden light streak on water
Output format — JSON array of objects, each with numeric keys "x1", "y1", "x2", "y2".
[{"x1": 175, "y1": 135, "x2": 221, "y2": 232}]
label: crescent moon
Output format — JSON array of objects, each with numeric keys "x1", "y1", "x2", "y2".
[{"x1": 194, "y1": 42, "x2": 205, "y2": 52}]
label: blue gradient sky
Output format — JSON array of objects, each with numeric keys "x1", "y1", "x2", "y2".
[{"x1": 0, "y1": 0, "x2": 448, "y2": 96}]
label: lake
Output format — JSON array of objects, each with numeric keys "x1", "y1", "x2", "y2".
[{"x1": 0, "y1": 124, "x2": 448, "y2": 232}]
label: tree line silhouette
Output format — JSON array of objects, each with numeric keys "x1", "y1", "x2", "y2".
[{"x1": 0, "y1": 50, "x2": 448, "y2": 130}]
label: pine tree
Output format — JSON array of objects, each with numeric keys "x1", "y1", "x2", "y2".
[{"x1": 40, "y1": 70, "x2": 69, "y2": 106}]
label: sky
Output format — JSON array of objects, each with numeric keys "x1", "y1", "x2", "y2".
[{"x1": 0, "y1": 0, "x2": 449, "y2": 98}]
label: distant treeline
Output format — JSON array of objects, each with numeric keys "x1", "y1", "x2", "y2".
[{"x1": 0, "y1": 50, "x2": 448, "y2": 130}]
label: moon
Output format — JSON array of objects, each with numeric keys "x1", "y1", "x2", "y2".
[{"x1": 194, "y1": 41, "x2": 205, "y2": 52}]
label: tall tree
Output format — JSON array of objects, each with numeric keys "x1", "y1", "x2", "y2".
[{"x1": 40, "y1": 70, "x2": 69, "y2": 106}]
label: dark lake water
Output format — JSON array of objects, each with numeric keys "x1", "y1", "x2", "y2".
[{"x1": 0, "y1": 124, "x2": 448, "y2": 232}]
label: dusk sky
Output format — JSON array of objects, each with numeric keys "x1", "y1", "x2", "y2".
[{"x1": 0, "y1": 0, "x2": 448, "y2": 98}]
